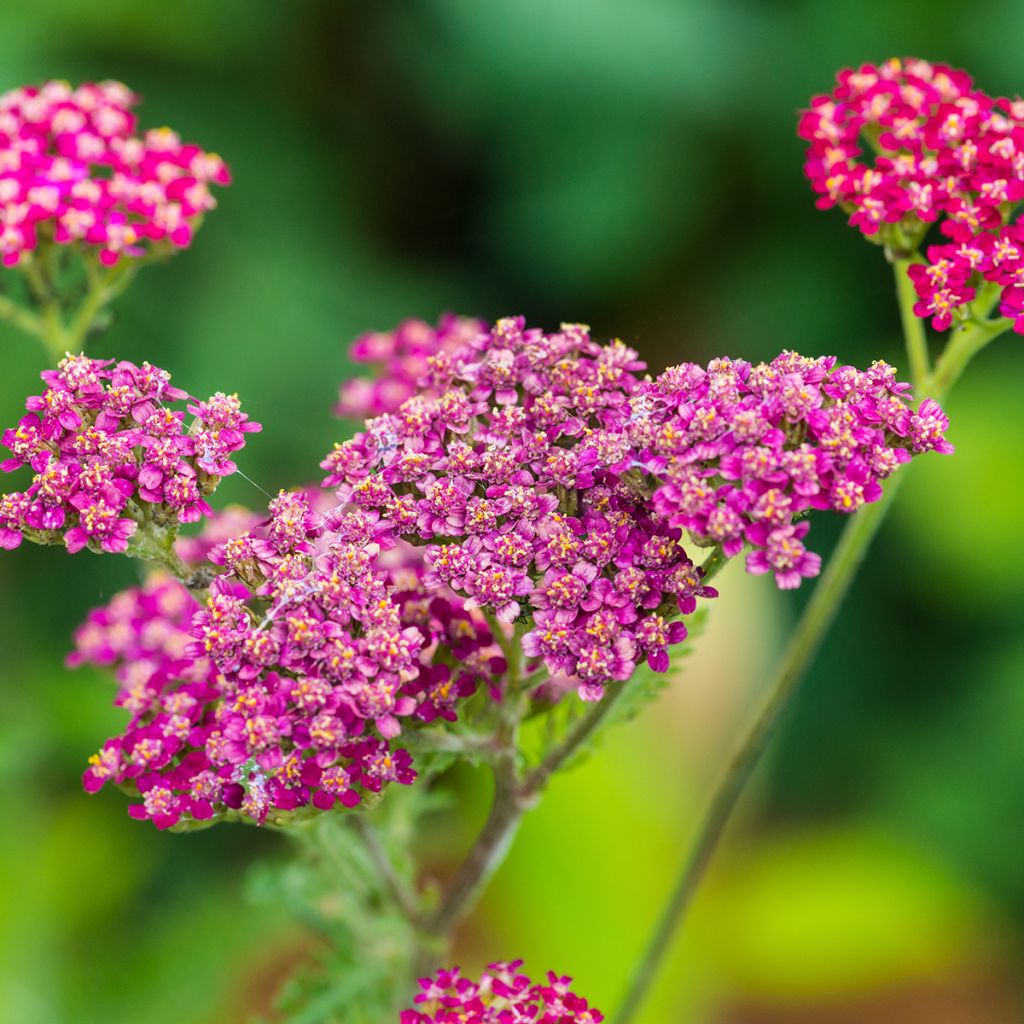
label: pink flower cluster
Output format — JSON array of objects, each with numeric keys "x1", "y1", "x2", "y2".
[
  {"x1": 0, "y1": 79, "x2": 229, "y2": 266},
  {"x1": 911, "y1": 225, "x2": 1024, "y2": 331},
  {"x1": 0, "y1": 354, "x2": 259, "y2": 554},
  {"x1": 74, "y1": 494, "x2": 505, "y2": 828},
  {"x1": 801, "y1": 57, "x2": 1024, "y2": 332},
  {"x1": 630, "y1": 353, "x2": 952, "y2": 589},
  {"x1": 323, "y1": 317, "x2": 716, "y2": 700},
  {"x1": 401, "y1": 961, "x2": 603, "y2": 1024},
  {"x1": 73, "y1": 574, "x2": 223, "y2": 826},
  {"x1": 69, "y1": 571, "x2": 205, "y2": 709},
  {"x1": 336, "y1": 313, "x2": 485, "y2": 419}
]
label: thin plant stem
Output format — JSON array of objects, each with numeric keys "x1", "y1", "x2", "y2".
[
  {"x1": 698, "y1": 545, "x2": 728, "y2": 583},
  {"x1": 0, "y1": 250, "x2": 140, "y2": 364},
  {"x1": 65, "y1": 259, "x2": 138, "y2": 351},
  {"x1": 892, "y1": 256, "x2": 930, "y2": 392},
  {"x1": 481, "y1": 607, "x2": 520, "y2": 671},
  {"x1": 425, "y1": 609, "x2": 527, "y2": 940},
  {"x1": 523, "y1": 681, "x2": 628, "y2": 795},
  {"x1": 352, "y1": 815, "x2": 422, "y2": 923},
  {"x1": 425, "y1": 768, "x2": 528, "y2": 939},
  {"x1": 0, "y1": 294, "x2": 45, "y2": 341},
  {"x1": 616, "y1": 481, "x2": 901, "y2": 1024},
  {"x1": 422, "y1": 632, "x2": 633, "y2": 947},
  {"x1": 614, "y1": 264, "x2": 1013, "y2": 1024},
  {"x1": 929, "y1": 315, "x2": 1009, "y2": 400}
]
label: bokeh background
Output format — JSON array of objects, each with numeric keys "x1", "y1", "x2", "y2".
[{"x1": 1, "y1": 2, "x2": 1023, "y2": 1022}]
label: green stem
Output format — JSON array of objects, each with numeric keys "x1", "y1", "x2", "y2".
[
  {"x1": 615, "y1": 265, "x2": 1013, "y2": 1024},
  {"x1": 424, "y1": 765, "x2": 528, "y2": 941},
  {"x1": 524, "y1": 681, "x2": 628, "y2": 795},
  {"x1": 0, "y1": 250, "x2": 140, "y2": 364},
  {"x1": 929, "y1": 316, "x2": 1010, "y2": 400},
  {"x1": 481, "y1": 607, "x2": 520, "y2": 674},
  {"x1": 125, "y1": 516, "x2": 194, "y2": 584},
  {"x1": 892, "y1": 257, "x2": 930, "y2": 392},
  {"x1": 39, "y1": 304, "x2": 69, "y2": 364},
  {"x1": 616, "y1": 482, "x2": 902, "y2": 1024},
  {"x1": 0, "y1": 294, "x2": 46, "y2": 344},
  {"x1": 421, "y1": 612, "x2": 528, "y2": 944},
  {"x1": 352, "y1": 815, "x2": 423, "y2": 923},
  {"x1": 65, "y1": 259, "x2": 138, "y2": 351},
  {"x1": 698, "y1": 545, "x2": 728, "y2": 583}
]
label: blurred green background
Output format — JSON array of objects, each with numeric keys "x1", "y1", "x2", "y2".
[{"x1": 1, "y1": 2, "x2": 1023, "y2": 1021}]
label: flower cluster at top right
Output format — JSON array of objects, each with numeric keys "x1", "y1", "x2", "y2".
[{"x1": 801, "y1": 57, "x2": 1024, "y2": 333}]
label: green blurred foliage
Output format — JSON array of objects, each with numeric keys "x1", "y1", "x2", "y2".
[{"x1": 0, "y1": 2, "x2": 1023, "y2": 1022}]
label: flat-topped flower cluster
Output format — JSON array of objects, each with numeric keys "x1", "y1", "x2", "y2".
[
  {"x1": 401, "y1": 961, "x2": 603, "y2": 1023},
  {"x1": 801, "y1": 57, "x2": 1024, "y2": 333},
  {"x1": 74, "y1": 495, "x2": 505, "y2": 828},
  {"x1": 0, "y1": 79, "x2": 229, "y2": 267},
  {"x1": 0, "y1": 316, "x2": 950, "y2": 829},
  {"x1": 630, "y1": 353, "x2": 952, "y2": 589},
  {"x1": 0, "y1": 354, "x2": 259, "y2": 553},
  {"x1": 324, "y1": 318, "x2": 715, "y2": 699},
  {"x1": 322, "y1": 316, "x2": 949, "y2": 695}
]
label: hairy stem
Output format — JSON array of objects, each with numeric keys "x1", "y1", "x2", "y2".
[
  {"x1": 422, "y1": 613, "x2": 527, "y2": 944},
  {"x1": 698, "y1": 545, "x2": 728, "y2": 583},
  {"x1": 352, "y1": 815, "x2": 422, "y2": 923},
  {"x1": 615, "y1": 264, "x2": 1013, "y2": 1024},
  {"x1": 418, "y1": 678, "x2": 633, "y2": 976},
  {"x1": 426, "y1": 768, "x2": 528, "y2": 941}
]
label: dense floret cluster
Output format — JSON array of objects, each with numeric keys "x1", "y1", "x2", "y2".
[
  {"x1": 336, "y1": 314, "x2": 486, "y2": 419},
  {"x1": 0, "y1": 79, "x2": 229, "y2": 266},
  {"x1": 401, "y1": 962, "x2": 603, "y2": 1023},
  {"x1": 0, "y1": 354, "x2": 259, "y2": 553},
  {"x1": 73, "y1": 494, "x2": 505, "y2": 828},
  {"x1": 323, "y1": 317, "x2": 716, "y2": 700},
  {"x1": 801, "y1": 57, "x2": 1024, "y2": 332},
  {"x1": 323, "y1": 316, "x2": 951, "y2": 694},
  {"x1": 629, "y1": 352, "x2": 952, "y2": 589},
  {"x1": 21, "y1": 315, "x2": 951, "y2": 827}
]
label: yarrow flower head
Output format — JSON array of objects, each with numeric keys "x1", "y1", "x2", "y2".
[
  {"x1": 336, "y1": 313, "x2": 486, "y2": 419},
  {"x1": 323, "y1": 317, "x2": 715, "y2": 701},
  {"x1": 630, "y1": 352, "x2": 951, "y2": 588},
  {"x1": 325, "y1": 315, "x2": 952, "y2": 695},
  {"x1": 0, "y1": 353, "x2": 259, "y2": 554},
  {"x1": 0, "y1": 79, "x2": 229, "y2": 267},
  {"x1": 401, "y1": 961, "x2": 603, "y2": 1023},
  {"x1": 73, "y1": 495, "x2": 506, "y2": 828},
  {"x1": 801, "y1": 58, "x2": 1024, "y2": 332}
]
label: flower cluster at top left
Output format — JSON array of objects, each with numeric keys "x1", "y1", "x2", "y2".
[
  {"x1": 0, "y1": 353, "x2": 259, "y2": 553},
  {"x1": 0, "y1": 79, "x2": 230, "y2": 267}
]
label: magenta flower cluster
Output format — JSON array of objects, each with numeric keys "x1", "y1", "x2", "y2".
[
  {"x1": 0, "y1": 354, "x2": 260, "y2": 554},
  {"x1": 325, "y1": 316, "x2": 950, "y2": 693},
  {"x1": 74, "y1": 494, "x2": 505, "y2": 828},
  {"x1": 801, "y1": 58, "x2": 1024, "y2": 332},
  {"x1": 401, "y1": 961, "x2": 603, "y2": 1024},
  {"x1": 324, "y1": 318, "x2": 716, "y2": 700},
  {"x1": 336, "y1": 313, "x2": 485, "y2": 419},
  {"x1": 52, "y1": 313, "x2": 952, "y2": 827},
  {"x1": 629, "y1": 352, "x2": 953, "y2": 589},
  {"x1": 0, "y1": 79, "x2": 229, "y2": 267}
]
